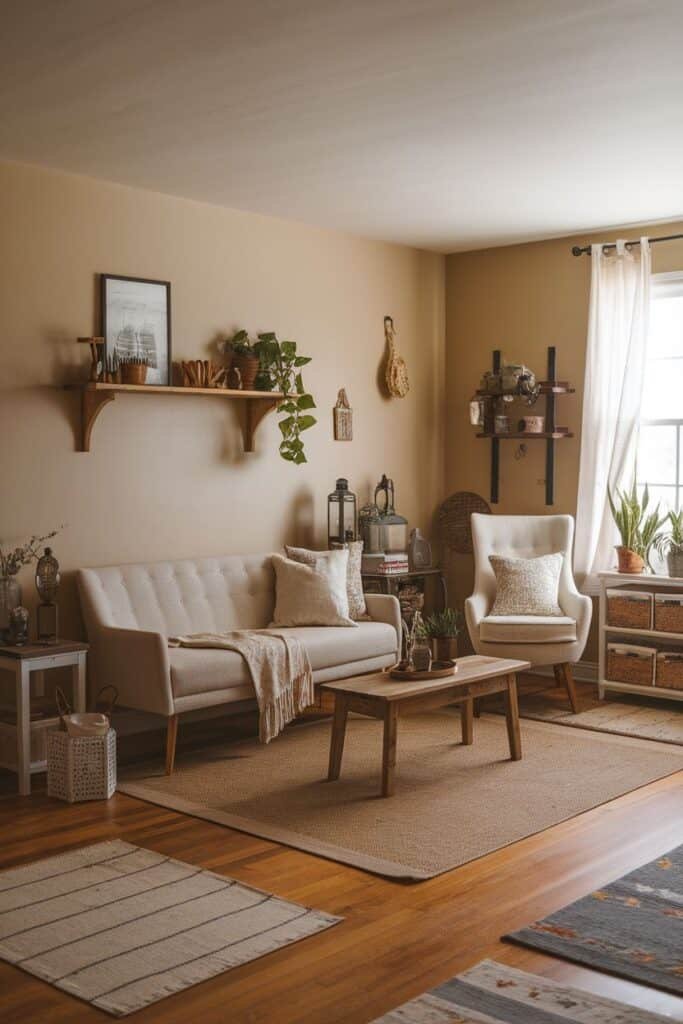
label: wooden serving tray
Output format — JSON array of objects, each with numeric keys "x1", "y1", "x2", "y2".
[{"x1": 389, "y1": 660, "x2": 457, "y2": 681}]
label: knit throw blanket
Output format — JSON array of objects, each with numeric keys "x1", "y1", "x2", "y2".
[{"x1": 168, "y1": 630, "x2": 314, "y2": 743}]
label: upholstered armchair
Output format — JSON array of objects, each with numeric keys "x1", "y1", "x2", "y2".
[{"x1": 465, "y1": 514, "x2": 592, "y2": 712}]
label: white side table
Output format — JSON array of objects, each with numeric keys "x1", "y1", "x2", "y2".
[{"x1": 0, "y1": 641, "x2": 88, "y2": 795}]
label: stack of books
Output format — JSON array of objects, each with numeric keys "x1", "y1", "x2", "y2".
[{"x1": 361, "y1": 552, "x2": 409, "y2": 575}]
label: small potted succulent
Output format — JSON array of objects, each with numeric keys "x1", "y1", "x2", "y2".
[
  {"x1": 418, "y1": 607, "x2": 462, "y2": 662},
  {"x1": 223, "y1": 330, "x2": 260, "y2": 391},
  {"x1": 119, "y1": 355, "x2": 151, "y2": 385},
  {"x1": 607, "y1": 480, "x2": 664, "y2": 574},
  {"x1": 655, "y1": 509, "x2": 683, "y2": 578}
]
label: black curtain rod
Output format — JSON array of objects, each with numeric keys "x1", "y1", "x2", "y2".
[{"x1": 572, "y1": 232, "x2": 683, "y2": 256}]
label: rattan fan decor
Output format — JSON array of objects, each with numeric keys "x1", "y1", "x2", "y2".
[
  {"x1": 437, "y1": 491, "x2": 491, "y2": 554},
  {"x1": 384, "y1": 316, "x2": 409, "y2": 397}
]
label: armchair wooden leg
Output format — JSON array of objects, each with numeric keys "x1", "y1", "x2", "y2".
[
  {"x1": 554, "y1": 663, "x2": 579, "y2": 714},
  {"x1": 165, "y1": 714, "x2": 179, "y2": 775}
]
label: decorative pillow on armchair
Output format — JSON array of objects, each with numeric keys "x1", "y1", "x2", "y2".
[
  {"x1": 271, "y1": 550, "x2": 358, "y2": 627},
  {"x1": 285, "y1": 541, "x2": 367, "y2": 619},
  {"x1": 489, "y1": 552, "x2": 564, "y2": 616}
]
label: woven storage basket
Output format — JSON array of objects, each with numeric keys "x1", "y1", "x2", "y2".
[
  {"x1": 606, "y1": 643, "x2": 656, "y2": 687},
  {"x1": 654, "y1": 593, "x2": 683, "y2": 634},
  {"x1": 46, "y1": 728, "x2": 116, "y2": 802},
  {"x1": 655, "y1": 651, "x2": 683, "y2": 690},
  {"x1": 606, "y1": 589, "x2": 652, "y2": 630}
]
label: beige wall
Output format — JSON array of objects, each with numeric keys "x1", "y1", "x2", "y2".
[
  {"x1": 445, "y1": 219, "x2": 683, "y2": 659},
  {"x1": 0, "y1": 160, "x2": 445, "y2": 639}
]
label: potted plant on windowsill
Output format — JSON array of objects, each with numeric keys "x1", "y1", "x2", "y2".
[
  {"x1": 417, "y1": 607, "x2": 462, "y2": 662},
  {"x1": 607, "y1": 481, "x2": 664, "y2": 574},
  {"x1": 655, "y1": 510, "x2": 683, "y2": 578}
]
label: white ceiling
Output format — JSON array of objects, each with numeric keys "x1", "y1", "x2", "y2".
[{"x1": 2, "y1": 0, "x2": 683, "y2": 253}]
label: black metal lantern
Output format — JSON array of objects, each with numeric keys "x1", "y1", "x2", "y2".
[
  {"x1": 327, "y1": 478, "x2": 357, "y2": 546},
  {"x1": 36, "y1": 546, "x2": 60, "y2": 644}
]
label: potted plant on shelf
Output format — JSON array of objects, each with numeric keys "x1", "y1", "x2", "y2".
[
  {"x1": 224, "y1": 330, "x2": 260, "y2": 390},
  {"x1": 417, "y1": 607, "x2": 462, "y2": 662},
  {"x1": 607, "y1": 480, "x2": 664, "y2": 574},
  {"x1": 254, "y1": 332, "x2": 316, "y2": 463},
  {"x1": 119, "y1": 355, "x2": 151, "y2": 385},
  {"x1": 655, "y1": 509, "x2": 683, "y2": 578}
]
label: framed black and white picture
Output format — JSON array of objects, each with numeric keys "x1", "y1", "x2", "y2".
[{"x1": 101, "y1": 274, "x2": 171, "y2": 385}]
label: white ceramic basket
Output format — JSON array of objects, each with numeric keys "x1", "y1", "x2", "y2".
[{"x1": 47, "y1": 728, "x2": 116, "y2": 803}]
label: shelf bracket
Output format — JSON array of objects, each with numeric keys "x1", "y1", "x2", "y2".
[
  {"x1": 80, "y1": 388, "x2": 116, "y2": 452},
  {"x1": 243, "y1": 396, "x2": 280, "y2": 453}
]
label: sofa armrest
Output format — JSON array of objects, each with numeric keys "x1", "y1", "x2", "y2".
[
  {"x1": 364, "y1": 593, "x2": 402, "y2": 654},
  {"x1": 91, "y1": 626, "x2": 174, "y2": 717}
]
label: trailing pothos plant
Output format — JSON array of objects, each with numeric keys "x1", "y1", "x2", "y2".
[{"x1": 254, "y1": 333, "x2": 316, "y2": 464}]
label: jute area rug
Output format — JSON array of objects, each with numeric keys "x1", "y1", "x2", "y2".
[
  {"x1": 487, "y1": 676, "x2": 683, "y2": 746},
  {"x1": 119, "y1": 711, "x2": 683, "y2": 881},
  {"x1": 371, "y1": 958, "x2": 674, "y2": 1022},
  {"x1": 506, "y1": 843, "x2": 683, "y2": 996},
  {"x1": 0, "y1": 840, "x2": 339, "y2": 1017}
]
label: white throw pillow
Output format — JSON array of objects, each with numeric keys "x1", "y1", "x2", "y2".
[
  {"x1": 489, "y1": 552, "x2": 564, "y2": 617},
  {"x1": 271, "y1": 550, "x2": 358, "y2": 627},
  {"x1": 285, "y1": 541, "x2": 367, "y2": 619}
]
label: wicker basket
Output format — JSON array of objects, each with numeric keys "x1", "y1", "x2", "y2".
[
  {"x1": 655, "y1": 652, "x2": 683, "y2": 690},
  {"x1": 606, "y1": 643, "x2": 656, "y2": 687},
  {"x1": 653, "y1": 593, "x2": 683, "y2": 634},
  {"x1": 46, "y1": 728, "x2": 116, "y2": 802},
  {"x1": 606, "y1": 589, "x2": 652, "y2": 630}
]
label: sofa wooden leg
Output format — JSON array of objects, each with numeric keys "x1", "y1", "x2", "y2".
[
  {"x1": 165, "y1": 715, "x2": 179, "y2": 775},
  {"x1": 554, "y1": 663, "x2": 579, "y2": 714}
]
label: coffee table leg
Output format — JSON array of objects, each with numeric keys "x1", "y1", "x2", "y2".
[
  {"x1": 461, "y1": 698, "x2": 474, "y2": 745},
  {"x1": 327, "y1": 696, "x2": 348, "y2": 781},
  {"x1": 504, "y1": 673, "x2": 522, "y2": 761},
  {"x1": 381, "y1": 705, "x2": 398, "y2": 797}
]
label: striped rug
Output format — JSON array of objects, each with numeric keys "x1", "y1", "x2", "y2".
[
  {"x1": 372, "y1": 959, "x2": 673, "y2": 1022},
  {"x1": 0, "y1": 839, "x2": 341, "y2": 1016}
]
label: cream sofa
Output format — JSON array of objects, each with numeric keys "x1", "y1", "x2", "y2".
[{"x1": 77, "y1": 553, "x2": 401, "y2": 771}]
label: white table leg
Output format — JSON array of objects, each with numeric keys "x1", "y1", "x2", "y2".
[
  {"x1": 16, "y1": 663, "x2": 31, "y2": 796},
  {"x1": 72, "y1": 653, "x2": 87, "y2": 712}
]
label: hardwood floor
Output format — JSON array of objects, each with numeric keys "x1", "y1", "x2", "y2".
[{"x1": 1, "y1": 698, "x2": 682, "y2": 1022}]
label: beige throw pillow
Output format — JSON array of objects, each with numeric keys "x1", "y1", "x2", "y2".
[
  {"x1": 286, "y1": 541, "x2": 367, "y2": 619},
  {"x1": 489, "y1": 552, "x2": 564, "y2": 617},
  {"x1": 271, "y1": 550, "x2": 358, "y2": 628}
]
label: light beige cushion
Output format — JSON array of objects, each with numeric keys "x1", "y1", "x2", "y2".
[
  {"x1": 286, "y1": 541, "x2": 367, "y2": 619},
  {"x1": 489, "y1": 552, "x2": 564, "y2": 616},
  {"x1": 271, "y1": 551, "x2": 357, "y2": 628},
  {"x1": 170, "y1": 622, "x2": 396, "y2": 698},
  {"x1": 480, "y1": 615, "x2": 577, "y2": 644}
]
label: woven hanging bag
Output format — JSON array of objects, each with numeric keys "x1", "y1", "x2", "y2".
[{"x1": 384, "y1": 316, "x2": 409, "y2": 398}]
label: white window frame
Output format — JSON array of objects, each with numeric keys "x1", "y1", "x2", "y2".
[{"x1": 638, "y1": 270, "x2": 683, "y2": 514}]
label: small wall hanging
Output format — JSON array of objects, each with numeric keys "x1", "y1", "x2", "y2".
[
  {"x1": 384, "y1": 316, "x2": 409, "y2": 398},
  {"x1": 333, "y1": 388, "x2": 353, "y2": 440}
]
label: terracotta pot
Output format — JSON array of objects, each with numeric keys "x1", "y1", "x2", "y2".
[
  {"x1": 615, "y1": 546, "x2": 645, "y2": 574},
  {"x1": 431, "y1": 636, "x2": 458, "y2": 662},
  {"x1": 233, "y1": 353, "x2": 260, "y2": 391},
  {"x1": 121, "y1": 363, "x2": 148, "y2": 385}
]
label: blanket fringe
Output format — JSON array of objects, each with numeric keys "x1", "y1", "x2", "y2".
[{"x1": 260, "y1": 669, "x2": 314, "y2": 743}]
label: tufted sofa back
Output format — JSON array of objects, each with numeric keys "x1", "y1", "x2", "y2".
[{"x1": 77, "y1": 554, "x2": 276, "y2": 638}]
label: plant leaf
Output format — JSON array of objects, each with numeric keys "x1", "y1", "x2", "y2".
[
  {"x1": 297, "y1": 415, "x2": 316, "y2": 431},
  {"x1": 297, "y1": 393, "x2": 316, "y2": 410}
]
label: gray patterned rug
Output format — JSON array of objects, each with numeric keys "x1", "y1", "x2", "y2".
[
  {"x1": 506, "y1": 844, "x2": 683, "y2": 995},
  {"x1": 372, "y1": 959, "x2": 673, "y2": 1022},
  {"x1": 0, "y1": 840, "x2": 340, "y2": 1016},
  {"x1": 487, "y1": 678, "x2": 683, "y2": 745}
]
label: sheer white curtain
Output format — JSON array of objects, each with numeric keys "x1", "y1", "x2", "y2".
[{"x1": 574, "y1": 238, "x2": 651, "y2": 593}]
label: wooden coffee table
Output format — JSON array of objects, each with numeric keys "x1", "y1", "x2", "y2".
[{"x1": 320, "y1": 655, "x2": 530, "y2": 797}]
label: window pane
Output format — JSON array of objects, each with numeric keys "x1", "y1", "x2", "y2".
[
  {"x1": 639, "y1": 485, "x2": 677, "y2": 519},
  {"x1": 641, "y1": 357, "x2": 683, "y2": 419},
  {"x1": 649, "y1": 295, "x2": 683, "y2": 359},
  {"x1": 637, "y1": 424, "x2": 677, "y2": 485}
]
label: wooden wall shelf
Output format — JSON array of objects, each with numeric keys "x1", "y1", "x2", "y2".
[
  {"x1": 476, "y1": 431, "x2": 573, "y2": 440},
  {"x1": 67, "y1": 382, "x2": 284, "y2": 453}
]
